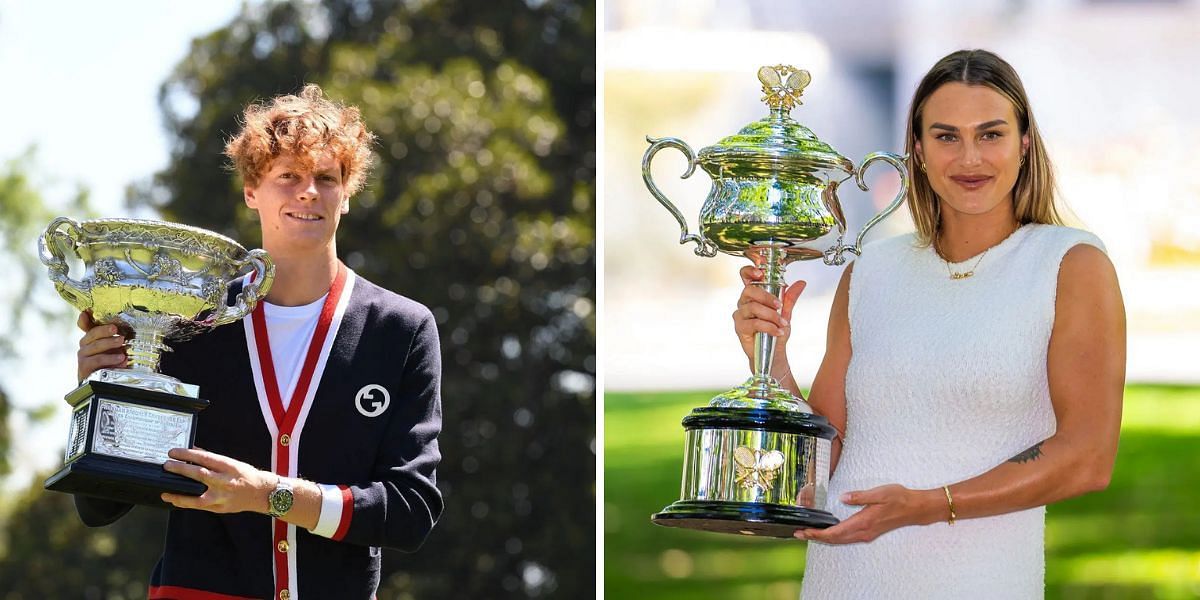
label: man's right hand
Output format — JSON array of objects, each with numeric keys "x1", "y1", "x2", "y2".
[{"x1": 77, "y1": 311, "x2": 126, "y2": 382}]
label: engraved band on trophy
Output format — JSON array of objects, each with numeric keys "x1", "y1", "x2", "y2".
[
  {"x1": 38, "y1": 217, "x2": 275, "y2": 506},
  {"x1": 644, "y1": 65, "x2": 910, "y2": 537}
]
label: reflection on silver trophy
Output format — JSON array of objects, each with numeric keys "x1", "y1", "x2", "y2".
[
  {"x1": 644, "y1": 65, "x2": 910, "y2": 537},
  {"x1": 38, "y1": 217, "x2": 275, "y2": 505}
]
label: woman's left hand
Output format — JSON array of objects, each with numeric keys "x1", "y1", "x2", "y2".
[
  {"x1": 794, "y1": 484, "x2": 940, "y2": 544},
  {"x1": 161, "y1": 447, "x2": 274, "y2": 514}
]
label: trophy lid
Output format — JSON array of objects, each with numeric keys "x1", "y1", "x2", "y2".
[{"x1": 697, "y1": 65, "x2": 854, "y2": 178}]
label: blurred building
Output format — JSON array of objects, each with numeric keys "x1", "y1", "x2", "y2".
[{"x1": 604, "y1": 0, "x2": 1200, "y2": 390}]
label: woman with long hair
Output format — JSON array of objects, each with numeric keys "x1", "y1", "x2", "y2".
[{"x1": 732, "y1": 49, "x2": 1125, "y2": 597}]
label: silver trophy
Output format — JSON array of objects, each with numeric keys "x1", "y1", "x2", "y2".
[
  {"x1": 38, "y1": 217, "x2": 274, "y2": 505},
  {"x1": 645, "y1": 65, "x2": 909, "y2": 537}
]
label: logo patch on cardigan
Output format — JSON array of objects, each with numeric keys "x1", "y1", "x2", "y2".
[{"x1": 355, "y1": 384, "x2": 391, "y2": 417}]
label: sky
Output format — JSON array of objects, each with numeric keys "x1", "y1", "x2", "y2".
[
  {"x1": 0, "y1": 0, "x2": 245, "y2": 214},
  {"x1": 0, "y1": 0, "x2": 247, "y2": 491}
]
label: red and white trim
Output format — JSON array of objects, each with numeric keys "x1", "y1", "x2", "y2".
[
  {"x1": 244, "y1": 264, "x2": 356, "y2": 600},
  {"x1": 148, "y1": 585, "x2": 259, "y2": 600}
]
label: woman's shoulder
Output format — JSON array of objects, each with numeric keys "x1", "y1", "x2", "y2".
[
  {"x1": 1022, "y1": 223, "x2": 1107, "y2": 254},
  {"x1": 847, "y1": 231, "x2": 923, "y2": 290},
  {"x1": 1019, "y1": 224, "x2": 1115, "y2": 292},
  {"x1": 858, "y1": 230, "x2": 922, "y2": 258}
]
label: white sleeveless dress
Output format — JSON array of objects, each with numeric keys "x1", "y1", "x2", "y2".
[{"x1": 800, "y1": 224, "x2": 1105, "y2": 599}]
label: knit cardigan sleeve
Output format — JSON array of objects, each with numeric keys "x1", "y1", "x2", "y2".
[{"x1": 328, "y1": 311, "x2": 443, "y2": 551}]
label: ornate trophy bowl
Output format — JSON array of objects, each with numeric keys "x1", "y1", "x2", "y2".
[
  {"x1": 38, "y1": 217, "x2": 275, "y2": 505},
  {"x1": 646, "y1": 66, "x2": 909, "y2": 537}
]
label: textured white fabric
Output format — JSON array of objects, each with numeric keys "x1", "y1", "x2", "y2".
[
  {"x1": 311, "y1": 483, "x2": 345, "y2": 538},
  {"x1": 801, "y1": 224, "x2": 1105, "y2": 599},
  {"x1": 262, "y1": 295, "x2": 326, "y2": 410}
]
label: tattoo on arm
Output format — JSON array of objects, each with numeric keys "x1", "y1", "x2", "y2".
[{"x1": 1008, "y1": 441, "x2": 1045, "y2": 464}]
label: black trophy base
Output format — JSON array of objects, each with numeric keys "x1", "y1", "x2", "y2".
[
  {"x1": 652, "y1": 500, "x2": 838, "y2": 538},
  {"x1": 44, "y1": 379, "x2": 209, "y2": 507},
  {"x1": 45, "y1": 453, "x2": 207, "y2": 507}
]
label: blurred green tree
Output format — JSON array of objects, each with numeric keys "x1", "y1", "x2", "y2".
[
  {"x1": 0, "y1": 1, "x2": 592, "y2": 598},
  {"x1": 0, "y1": 152, "x2": 90, "y2": 481},
  {"x1": 0, "y1": 153, "x2": 122, "y2": 598}
]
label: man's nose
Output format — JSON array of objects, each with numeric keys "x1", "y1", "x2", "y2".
[{"x1": 297, "y1": 176, "x2": 318, "y2": 201}]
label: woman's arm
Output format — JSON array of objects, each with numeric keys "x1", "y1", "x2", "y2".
[
  {"x1": 735, "y1": 263, "x2": 854, "y2": 468},
  {"x1": 799, "y1": 244, "x2": 1125, "y2": 543},
  {"x1": 806, "y1": 265, "x2": 852, "y2": 468}
]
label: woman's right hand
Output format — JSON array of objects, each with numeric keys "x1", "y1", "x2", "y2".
[
  {"x1": 77, "y1": 311, "x2": 126, "y2": 382},
  {"x1": 732, "y1": 266, "x2": 807, "y2": 378}
]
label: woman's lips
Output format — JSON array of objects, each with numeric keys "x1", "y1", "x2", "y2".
[{"x1": 949, "y1": 175, "x2": 993, "y2": 191}]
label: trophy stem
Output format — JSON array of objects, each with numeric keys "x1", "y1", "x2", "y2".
[
  {"x1": 85, "y1": 315, "x2": 200, "y2": 398},
  {"x1": 126, "y1": 326, "x2": 169, "y2": 373},
  {"x1": 709, "y1": 245, "x2": 811, "y2": 412},
  {"x1": 750, "y1": 245, "x2": 787, "y2": 383}
]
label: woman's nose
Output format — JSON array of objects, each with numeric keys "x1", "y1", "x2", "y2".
[{"x1": 961, "y1": 141, "x2": 983, "y2": 167}]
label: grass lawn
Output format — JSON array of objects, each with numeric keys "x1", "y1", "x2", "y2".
[{"x1": 604, "y1": 385, "x2": 1200, "y2": 599}]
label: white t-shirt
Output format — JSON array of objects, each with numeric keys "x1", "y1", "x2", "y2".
[{"x1": 262, "y1": 295, "x2": 326, "y2": 410}]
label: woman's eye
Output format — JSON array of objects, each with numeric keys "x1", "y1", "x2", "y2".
[
  {"x1": 936, "y1": 134, "x2": 957, "y2": 142},
  {"x1": 981, "y1": 131, "x2": 1002, "y2": 141}
]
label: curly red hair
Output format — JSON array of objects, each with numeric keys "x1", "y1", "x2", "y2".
[{"x1": 225, "y1": 84, "x2": 375, "y2": 195}]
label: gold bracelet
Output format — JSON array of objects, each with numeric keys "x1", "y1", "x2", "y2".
[{"x1": 942, "y1": 485, "x2": 956, "y2": 526}]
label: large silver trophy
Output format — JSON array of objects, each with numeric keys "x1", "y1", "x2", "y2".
[
  {"x1": 646, "y1": 65, "x2": 909, "y2": 537},
  {"x1": 38, "y1": 217, "x2": 274, "y2": 505}
]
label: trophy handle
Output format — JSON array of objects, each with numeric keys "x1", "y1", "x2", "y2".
[
  {"x1": 642, "y1": 136, "x2": 717, "y2": 257},
  {"x1": 210, "y1": 249, "x2": 275, "y2": 326},
  {"x1": 822, "y1": 152, "x2": 909, "y2": 265},
  {"x1": 38, "y1": 217, "x2": 93, "y2": 312}
]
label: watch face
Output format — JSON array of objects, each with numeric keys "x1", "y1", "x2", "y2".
[{"x1": 270, "y1": 487, "x2": 294, "y2": 515}]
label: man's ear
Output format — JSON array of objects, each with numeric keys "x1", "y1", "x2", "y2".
[{"x1": 340, "y1": 198, "x2": 350, "y2": 214}]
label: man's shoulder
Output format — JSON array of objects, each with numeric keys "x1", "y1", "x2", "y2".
[{"x1": 348, "y1": 271, "x2": 436, "y2": 328}]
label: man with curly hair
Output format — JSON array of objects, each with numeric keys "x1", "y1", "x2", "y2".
[{"x1": 74, "y1": 85, "x2": 443, "y2": 599}]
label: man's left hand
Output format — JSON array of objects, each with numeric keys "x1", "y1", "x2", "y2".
[{"x1": 161, "y1": 447, "x2": 273, "y2": 514}]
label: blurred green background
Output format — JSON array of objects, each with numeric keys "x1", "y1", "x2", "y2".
[{"x1": 605, "y1": 386, "x2": 1200, "y2": 599}]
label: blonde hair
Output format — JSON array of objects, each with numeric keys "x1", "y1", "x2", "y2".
[
  {"x1": 904, "y1": 49, "x2": 1064, "y2": 246},
  {"x1": 225, "y1": 84, "x2": 375, "y2": 195}
]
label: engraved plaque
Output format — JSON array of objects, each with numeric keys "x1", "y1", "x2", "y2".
[
  {"x1": 91, "y1": 398, "x2": 192, "y2": 464},
  {"x1": 65, "y1": 402, "x2": 91, "y2": 462}
]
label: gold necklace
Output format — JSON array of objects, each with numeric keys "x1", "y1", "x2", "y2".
[
  {"x1": 936, "y1": 239, "x2": 990, "y2": 280},
  {"x1": 943, "y1": 248, "x2": 988, "y2": 279},
  {"x1": 936, "y1": 224, "x2": 1022, "y2": 280}
]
